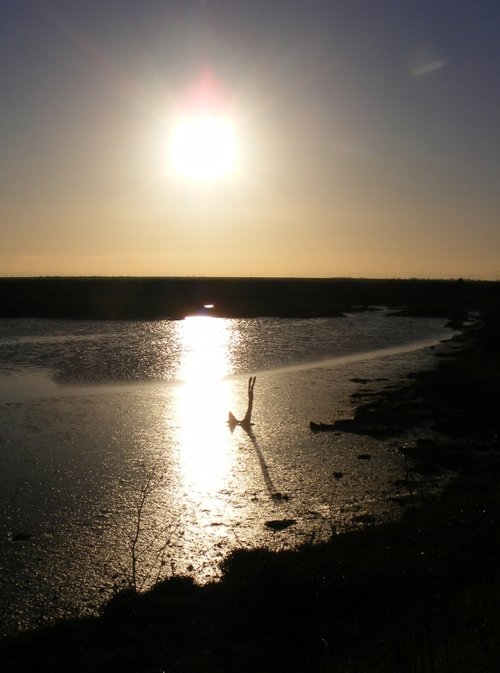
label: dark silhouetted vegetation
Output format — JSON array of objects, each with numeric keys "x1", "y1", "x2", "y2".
[{"x1": 1, "y1": 276, "x2": 499, "y2": 320}]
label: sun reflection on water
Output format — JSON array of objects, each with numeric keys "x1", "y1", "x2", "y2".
[
  {"x1": 174, "y1": 317, "x2": 236, "y2": 495},
  {"x1": 178, "y1": 316, "x2": 232, "y2": 382}
]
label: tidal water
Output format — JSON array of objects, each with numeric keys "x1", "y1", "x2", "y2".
[{"x1": 0, "y1": 311, "x2": 453, "y2": 634}]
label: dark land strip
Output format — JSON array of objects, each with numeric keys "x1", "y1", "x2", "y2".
[
  {"x1": 2, "y1": 276, "x2": 500, "y2": 320},
  {"x1": 1, "y1": 299, "x2": 500, "y2": 671}
]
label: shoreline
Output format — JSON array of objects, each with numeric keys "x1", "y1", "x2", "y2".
[
  {"x1": 310, "y1": 327, "x2": 468, "y2": 439},
  {"x1": 1, "y1": 311, "x2": 500, "y2": 671}
]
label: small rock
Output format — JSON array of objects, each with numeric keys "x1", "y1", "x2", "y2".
[
  {"x1": 357, "y1": 454, "x2": 372, "y2": 460},
  {"x1": 265, "y1": 519, "x2": 296, "y2": 531},
  {"x1": 271, "y1": 492, "x2": 290, "y2": 501},
  {"x1": 10, "y1": 532, "x2": 32, "y2": 542}
]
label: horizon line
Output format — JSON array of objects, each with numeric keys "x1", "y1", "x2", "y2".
[{"x1": 0, "y1": 275, "x2": 497, "y2": 283}]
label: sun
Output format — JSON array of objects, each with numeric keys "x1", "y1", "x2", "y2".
[{"x1": 169, "y1": 114, "x2": 236, "y2": 181}]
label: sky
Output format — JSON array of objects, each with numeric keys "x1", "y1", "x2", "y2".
[{"x1": 1, "y1": 0, "x2": 499, "y2": 279}]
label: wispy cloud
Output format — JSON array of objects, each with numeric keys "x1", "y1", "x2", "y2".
[{"x1": 411, "y1": 58, "x2": 448, "y2": 77}]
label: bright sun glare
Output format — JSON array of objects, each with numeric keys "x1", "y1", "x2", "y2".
[{"x1": 169, "y1": 114, "x2": 236, "y2": 181}]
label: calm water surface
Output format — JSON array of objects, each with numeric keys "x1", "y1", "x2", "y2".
[{"x1": 0, "y1": 312, "x2": 453, "y2": 634}]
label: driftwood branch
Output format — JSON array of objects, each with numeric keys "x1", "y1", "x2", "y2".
[{"x1": 228, "y1": 376, "x2": 256, "y2": 431}]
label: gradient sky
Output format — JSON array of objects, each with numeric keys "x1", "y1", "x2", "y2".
[{"x1": 1, "y1": 0, "x2": 499, "y2": 279}]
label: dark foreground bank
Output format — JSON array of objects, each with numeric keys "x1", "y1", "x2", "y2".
[
  {"x1": 1, "y1": 312, "x2": 500, "y2": 672},
  {"x1": 2, "y1": 276, "x2": 500, "y2": 319}
]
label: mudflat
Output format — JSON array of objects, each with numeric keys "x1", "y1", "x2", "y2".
[{"x1": 1, "y1": 304, "x2": 500, "y2": 672}]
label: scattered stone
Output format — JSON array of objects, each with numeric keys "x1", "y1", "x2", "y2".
[
  {"x1": 332, "y1": 472, "x2": 344, "y2": 480},
  {"x1": 357, "y1": 454, "x2": 372, "y2": 460},
  {"x1": 271, "y1": 492, "x2": 290, "y2": 501},
  {"x1": 310, "y1": 421, "x2": 335, "y2": 432},
  {"x1": 10, "y1": 532, "x2": 32, "y2": 542},
  {"x1": 265, "y1": 519, "x2": 296, "y2": 531}
]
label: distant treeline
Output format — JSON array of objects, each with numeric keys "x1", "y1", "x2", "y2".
[{"x1": 0, "y1": 277, "x2": 499, "y2": 320}]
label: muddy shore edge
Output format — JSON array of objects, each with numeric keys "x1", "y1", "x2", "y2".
[{"x1": 1, "y1": 312, "x2": 500, "y2": 672}]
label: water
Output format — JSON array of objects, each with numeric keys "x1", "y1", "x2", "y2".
[{"x1": 0, "y1": 311, "x2": 453, "y2": 634}]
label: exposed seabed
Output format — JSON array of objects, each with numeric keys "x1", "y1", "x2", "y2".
[{"x1": 2, "y1": 312, "x2": 500, "y2": 672}]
